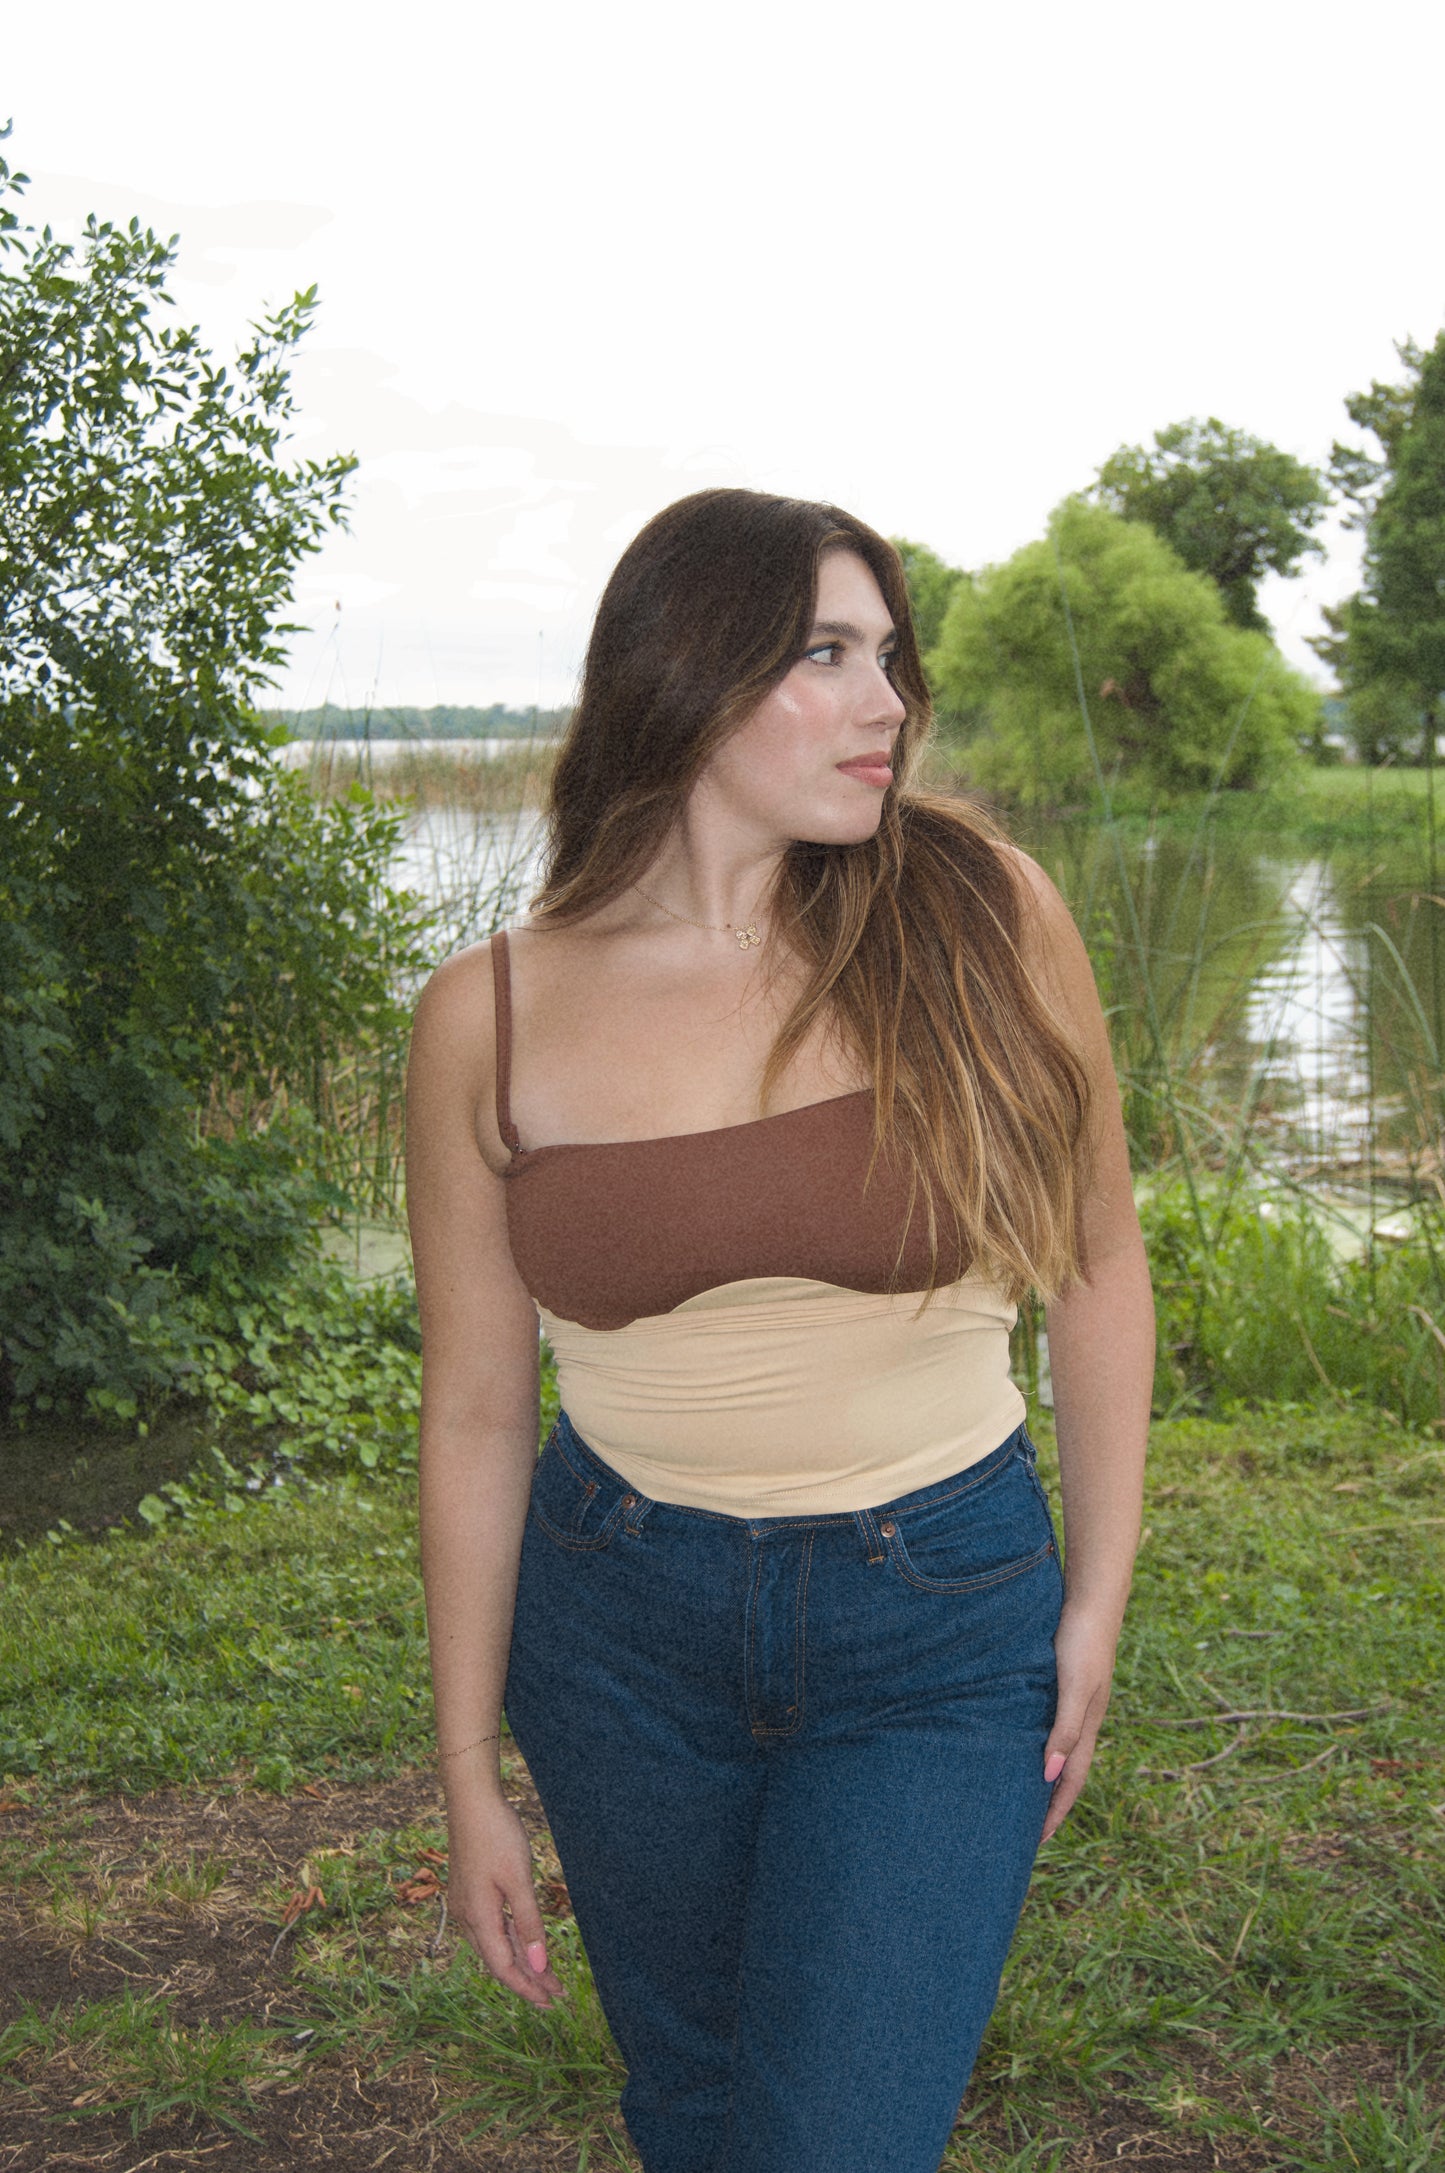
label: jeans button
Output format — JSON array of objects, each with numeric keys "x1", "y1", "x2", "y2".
[
  {"x1": 622, "y1": 1494, "x2": 637, "y2": 1509},
  {"x1": 879, "y1": 1519, "x2": 896, "y2": 1537}
]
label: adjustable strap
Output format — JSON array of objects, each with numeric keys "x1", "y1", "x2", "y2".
[{"x1": 492, "y1": 929, "x2": 522, "y2": 1155}]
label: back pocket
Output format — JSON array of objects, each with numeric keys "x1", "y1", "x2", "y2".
[{"x1": 883, "y1": 1445, "x2": 1056, "y2": 1594}]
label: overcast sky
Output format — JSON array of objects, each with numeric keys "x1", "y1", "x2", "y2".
[{"x1": 7, "y1": 0, "x2": 1444, "y2": 710}]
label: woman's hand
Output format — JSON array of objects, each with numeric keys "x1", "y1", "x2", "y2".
[
  {"x1": 445, "y1": 1792, "x2": 569, "y2": 2009},
  {"x1": 1039, "y1": 1601, "x2": 1120, "y2": 1842}
]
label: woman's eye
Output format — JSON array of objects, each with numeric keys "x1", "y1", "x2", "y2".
[{"x1": 802, "y1": 643, "x2": 899, "y2": 670}]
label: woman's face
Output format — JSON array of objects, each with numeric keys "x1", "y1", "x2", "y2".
[{"x1": 695, "y1": 548, "x2": 908, "y2": 848}]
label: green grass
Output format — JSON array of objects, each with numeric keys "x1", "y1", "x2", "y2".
[
  {"x1": 979, "y1": 753, "x2": 1440, "y2": 844},
  {"x1": 0, "y1": 1472, "x2": 433, "y2": 1792},
  {"x1": 0, "y1": 1989, "x2": 286, "y2": 2141},
  {"x1": 1274, "y1": 762, "x2": 1441, "y2": 842},
  {"x1": 295, "y1": 1909, "x2": 631, "y2": 2153},
  {"x1": 972, "y1": 1406, "x2": 1445, "y2": 2152},
  {"x1": 1, "y1": 1399, "x2": 1441, "y2": 2167}
]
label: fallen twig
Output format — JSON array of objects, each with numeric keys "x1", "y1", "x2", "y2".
[
  {"x1": 1230, "y1": 1744, "x2": 1344, "y2": 1805},
  {"x1": 1142, "y1": 1734, "x2": 1345, "y2": 1787},
  {"x1": 1158, "y1": 1701, "x2": 1391, "y2": 1729},
  {"x1": 1248, "y1": 1742, "x2": 1339, "y2": 1782},
  {"x1": 428, "y1": 1893, "x2": 449, "y2": 1956},
  {"x1": 1329, "y1": 1516, "x2": 1445, "y2": 1536},
  {"x1": 1139, "y1": 1721, "x2": 1252, "y2": 1780}
]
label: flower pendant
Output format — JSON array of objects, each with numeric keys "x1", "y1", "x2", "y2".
[{"x1": 734, "y1": 923, "x2": 761, "y2": 951}]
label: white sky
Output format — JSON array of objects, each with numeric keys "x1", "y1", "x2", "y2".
[{"x1": 6, "y1": 0, "x2": 1444, "y2": 709}]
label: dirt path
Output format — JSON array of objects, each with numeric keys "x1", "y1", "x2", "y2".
[
  {"x1": 0, "y1": 1764, "x2": 616, "y2": 2171},
  {"x1": 0, "y1": 1767, "x2": 1401, "y2": 2170}
]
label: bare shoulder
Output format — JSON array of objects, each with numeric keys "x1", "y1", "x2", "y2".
[
  {"x1": 993, "y1": 842, "x2": 1100, "y2": 1016},
  {"x1": 406, "y1": 937, "x2": 506, "y2": 1174},
  {"x1": 413, "y1": 932, "x2": 499, "y2": 1014},
  {"x1": 995, "y1": 839, "x2": 1067, "y2": 917},
  {"x1": 995, "y1": 839, "x2": 1075, "y2": 931},
  {"x1": 408, "y1": 937, "x2": 498, "y2": 1077}
]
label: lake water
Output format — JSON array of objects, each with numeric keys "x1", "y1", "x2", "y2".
[{"x1": 388, "y1": 797, "x2": 1439, "y2": 1192}]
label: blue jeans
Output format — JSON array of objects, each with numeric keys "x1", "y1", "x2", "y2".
[{"x1": 503, "y1": 1408, "x2": 1064, "y2": 2173}]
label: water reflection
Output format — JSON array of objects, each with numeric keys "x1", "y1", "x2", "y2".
[
  {"x1": 1243, "y1": 863, "x2": 1374, "y2": 1161},
  {"x1": 393, "y1": 798, "x2": 1438, "y2": 1178},
  {"x1": 1015, "y1": 809, "x2": 1438, "y2": 1174}
]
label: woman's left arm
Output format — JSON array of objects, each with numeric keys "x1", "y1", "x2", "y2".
[{"x1": 1013, "y1": 851, "x2": 1155, "y2": 1841}]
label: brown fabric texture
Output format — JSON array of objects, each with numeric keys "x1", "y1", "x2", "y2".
[{"x1": 493, "y1": 928, "x2": 972, "y2": 1331}]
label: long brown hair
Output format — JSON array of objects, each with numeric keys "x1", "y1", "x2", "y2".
[{"x1": 525, "y1": 487, "x2": 1091, "y2": 1310}]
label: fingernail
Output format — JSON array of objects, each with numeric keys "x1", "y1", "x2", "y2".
[
  {"x1": 1043, "y1": 1752, "x2": 1066, "y2": 1783},
  {"x1": 526, "y1": 1940, "x2": 547, "y2": 1973}
]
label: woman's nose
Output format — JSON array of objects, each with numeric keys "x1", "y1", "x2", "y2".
[{"x1": 870, "y1": 666, "x2": 907, "y2": 726}]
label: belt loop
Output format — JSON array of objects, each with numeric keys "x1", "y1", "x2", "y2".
[
  {"x1": 620, "y1": 1488, "x2": 654, "y2": 1536},
  {"x1": 853, "y1": 1506, "x2": 886, "y2": 1565}
]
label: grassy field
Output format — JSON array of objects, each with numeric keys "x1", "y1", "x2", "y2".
[
  {"x1": 1262, "y1": 763, "x2": 1440, "y2": 840},
  {"x1": 985, "y1": 758, "x2": 1440, "y2": 857},
  {"x1": 2, "y1": 1400, "x2": 1442, "y2": 2170}
]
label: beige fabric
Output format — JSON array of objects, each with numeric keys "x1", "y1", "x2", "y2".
[{"x1": 537, "y1": 1272, "x2": 1024, "y2": 1516}]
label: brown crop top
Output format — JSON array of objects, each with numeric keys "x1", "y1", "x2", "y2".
[{"x1": 494, "y1": 927, "x2": 973, "y2": 1330}]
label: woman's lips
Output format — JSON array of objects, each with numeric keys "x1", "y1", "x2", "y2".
[{"x1": 836, "y1": 760, "x2": 893, "y2": 787}]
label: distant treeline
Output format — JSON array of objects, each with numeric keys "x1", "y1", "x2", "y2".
[{"x1": 268, "y1": 703, "x2": 573, "y2": 742}]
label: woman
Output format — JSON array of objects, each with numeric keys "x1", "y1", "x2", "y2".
[{"x1": 405, "y1": 488, "x2": 1153, "y2": 2173}]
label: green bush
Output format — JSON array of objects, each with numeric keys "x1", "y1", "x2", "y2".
[
  {"x1": 0, "y1": 151, "x2": 431, "y2": 1426},
  {"x1": 189, "y1": 1254, "x2": 422, "y2": 1479},
  {"x1": 0, "y1": 1091, "x2": 347, "y2": 1419},
  {"x1": 1142, "y1": 1183, "x2": 1445, "y2": 1429},
  {"x1": 928, "y1": 498, "x2": 1319, "y2": 804}
]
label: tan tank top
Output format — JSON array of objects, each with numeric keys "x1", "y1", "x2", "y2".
[{"x1": 495, "y1": 928, "x2": 1024, "y2": 1514}]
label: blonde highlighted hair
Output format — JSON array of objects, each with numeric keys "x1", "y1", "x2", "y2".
[{"x1": 525, "y1": 488, "x2": 1092, "y2": 1309}]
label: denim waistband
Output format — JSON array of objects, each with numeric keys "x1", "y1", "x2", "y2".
[{"x1": 547, "y1": 1404, "x2": 1036, "y2": 1551}]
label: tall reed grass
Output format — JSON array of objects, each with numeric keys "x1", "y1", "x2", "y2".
[
  {"x1": 292, "y1": 734, "x2": 558, "y2": 818},
  {"x1": 280, "y1": 703, "x2": 1444, "y2": 1428},
  {"x1": 241, "y1": 733, "x2": 559, "y2": 1222},
  {"x1": 1026, "y1": 578, "x2": 1444, "y2": 1428}
]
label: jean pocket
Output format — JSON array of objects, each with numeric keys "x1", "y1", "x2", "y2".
[
  {"x1": 883, "y1": 1445, "x2": 1057, "y2": 1594},
  {"x1": 530, "y1": 1426, "x2": 624, "y2": 1552}
]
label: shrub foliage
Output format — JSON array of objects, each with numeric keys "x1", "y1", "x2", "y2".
[
  {"x1": 0, "y1": 146, "x2": 428, "y2": 1421},
  {"x1": 928, "y1": 498, "x2": 1319, "y2": 804}
]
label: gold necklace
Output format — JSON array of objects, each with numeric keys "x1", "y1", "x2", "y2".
[{"x1": 631, "y1": 880, "x2": 767, "y2": 951}]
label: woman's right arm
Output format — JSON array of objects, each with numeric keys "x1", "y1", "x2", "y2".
[{"x1": 405, "y1": 942, "x2": 565, "y2": 2009}]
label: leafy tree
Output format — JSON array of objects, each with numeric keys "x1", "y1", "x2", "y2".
[
  {"x1": 890, "y1": 537, "x2": 969, "y2": 656},
  {"x1": 1092, "y1": 417, "x2": 1330, "y2": 632},
  {"x1": 0, "y1": 143, "x2": 427, "y2": 1420},
  {"x1": 1327, "y1": 340, "x2": 1424, "y2": 529},
  {"x1": 927, "y1": 498, "x2": 1318, "y2": 805},
  {"x1": 1315, "y1": 333, "x2": 1445, "y2": 763},
  {"x1": 1308, "y1": 599, "x2": 1426, "y2": 765}
]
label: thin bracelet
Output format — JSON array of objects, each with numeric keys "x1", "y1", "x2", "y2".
[{"x1": 437, "y1": 1730, "x2": 502, "y2": 1760}]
